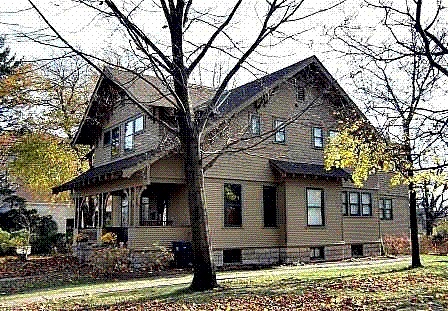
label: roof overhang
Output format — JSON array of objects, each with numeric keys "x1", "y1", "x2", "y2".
[{"x1": 269, "y1": 159, "x2": 351, "y2": 180}]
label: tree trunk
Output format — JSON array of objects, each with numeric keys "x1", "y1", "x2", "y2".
[
  {"x1": 183, "y1": 128, "x2": 217, "y2": 290},
  {"x1": 408, "y1": 179, "x2": 422, "y2": 267}
]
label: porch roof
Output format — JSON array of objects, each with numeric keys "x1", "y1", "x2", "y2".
[{"x1": 269, "y1": 159, "x2": 350, "y2": 180}]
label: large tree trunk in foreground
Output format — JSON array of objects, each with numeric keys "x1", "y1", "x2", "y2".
[
  {"x1": 409, "y1": 182, "x2": 422, "y2": 267},
  {"x1": 183, "y1": 127, "x2": 217, "y2": 290}
]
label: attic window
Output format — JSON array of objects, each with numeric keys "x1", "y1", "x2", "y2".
[{"x1": 296, "y1": 86, "x2": 305, "y2": 102}]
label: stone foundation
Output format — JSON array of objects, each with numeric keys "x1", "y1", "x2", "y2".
[{"x1": 214, "y1": 242, "x2": 382, "y2": 267}]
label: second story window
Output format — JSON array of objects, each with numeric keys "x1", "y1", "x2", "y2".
[
  {"x1": 103, "y1": 131, "x2": 111, "y2": 146},
  {"x1": 380, "y1": 199, "x2": 393, "y2": 220},
  {"x1": 250, "y1": 114, "x2": 261, "y2": 135},
  {"x1": 296, "y1": 86, "x2": 305, "y2": 102},
  {"x1": 224, "y1": 183, "x2": 242, "y2": 227},
  {"x1": 274, "y1": 119, "x2": 285, "y2": 143},
  {"x1": 125, "y1": 115, "x2": 144, "y2": 152},
  {"x1": 313, "y1": 127, "x2": 323, "y2": 148},
  {"x1": 329, "y1": 130, "x2": 338, "y2": 141},
  {"x1": 111, "y1": 127, "x2": 120, "y2": 158}
]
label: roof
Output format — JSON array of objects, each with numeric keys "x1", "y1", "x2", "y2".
[
  {"x1": 53, "y1": 151, "x2": 150, "y2": 194},
  {"x1": 269, "y1": 159, "x2": 351, "y2": 180},
  {"x1": 217, "y1": 57, "x2": 314, "y2": 114},
  {"x1": 106, "y1": 68, "x2": 215, "y2": 109}
]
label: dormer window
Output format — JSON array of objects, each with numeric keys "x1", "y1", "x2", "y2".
[{"x1": 250, "y1": 114, "x2": 260, "y2": 135}]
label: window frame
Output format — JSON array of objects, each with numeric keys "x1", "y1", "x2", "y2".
[
  {"x1": 263, "y1": 185, "x2": 277, "y2": 228},
  {"x1": 349, "y1": 192, "x2": 360, "y2": 216},
  {"x1": 124, "y1": 115, "x2": 145, "y2": 153},
  {"x1": 312, "y1": 127, "x2": 324, "y2": 148},
  {"x1": 361, "y1": 192, "x2": 372, "y2": 216},
  {"x1": 103, "y1": 130, "x2": 111, "y2": 146},
  {"x1": 224, "y1": 183, "x2": 242, "y2": 227},
  {"x1": 111, "y1": 126, "x2": 120, "y2": 158},
  {"x1": 249, "y1": 113, "x2": 261, "y2": 135},
  {"x1": 380, "y1": 198, "x2": 393, "y2": 220},
  {"x1": 310, "y1": 246, "x2": 325, "y2": 260},
  {"x1": 342, "y1": 191, "x2": 348, "y2": 216},
  {"x1": 306, "y1": 188, "x2": 325, "y2": 227},
  {"x1": 274, "y1": 119, "x2": 286, "y2": 143}
]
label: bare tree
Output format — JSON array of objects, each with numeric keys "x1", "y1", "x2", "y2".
[
  {"x1": 24, "y1": 0, "x2": 344, "y2": 290},
  {"x1": 326, "y1": 0, "x2": 448, "y2": 268}
]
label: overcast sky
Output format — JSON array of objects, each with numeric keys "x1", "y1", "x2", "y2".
[{"x1": 1, "y1": 0, "x2": 447, "y2": 113}]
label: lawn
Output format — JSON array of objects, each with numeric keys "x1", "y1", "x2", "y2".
[{"x1": 3, "y1": 255, "x2": 448, "y2": 310}]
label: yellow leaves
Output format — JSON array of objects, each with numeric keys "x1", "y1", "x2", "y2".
[{"x1": 8, "y1": 133, "x2": 88, "y2": 202}]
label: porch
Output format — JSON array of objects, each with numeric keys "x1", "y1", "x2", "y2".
[{"x1": 74, "y1": 183, "x2": 191, "y2": 248}]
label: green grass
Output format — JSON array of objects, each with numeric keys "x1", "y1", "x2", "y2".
[{"x1": 3, "y1": 255, "x2": 448, "y2": 310}]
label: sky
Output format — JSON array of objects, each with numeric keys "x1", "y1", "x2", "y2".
[{"x1": 0, "y1": 0, "x2": 447, "y2": 114}]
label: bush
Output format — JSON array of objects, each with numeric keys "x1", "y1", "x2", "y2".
[
  {"x1": 0, "y1": 228, "x2": 11, "y2": 253},
  {"x1": 433, "y1": 220, "x2": 448, "y2": 241},
  {"x1": 89, "y1": 247, "x2": 131, "y2": 276},
  {"x1": 382, "y1": 235, "x2": 411, "y2": 255}
]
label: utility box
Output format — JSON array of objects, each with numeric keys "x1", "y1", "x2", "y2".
[{"x1": 172, "y1": 241, "x2": 193, "y2": 268}]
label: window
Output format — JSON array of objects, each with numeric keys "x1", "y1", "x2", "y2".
[
  {"x1": 140, "y1": 189, "x2": 170, "y2": 226},
  {"x1": 263, "y1": 186, "x2": 277, "y2": 227},
  {"x1": 313, "y1": 127, "x2": 323, "y2": 148},
  {"x1": 274, "y1": 119, "x2": 285, "y2": 143},
  {"x1": 250, "y1": 114, "x2": 261, "y2": 135},
  {"x1": 111, "y1": 127, "x2": 120, "y2": 157},
  {"x1": 224, "y1": 183, "x2": 242, "y2": 227},
  {"x1": 103, "y1": 130, "x2": 111, "y2": 145},
  {"x1": 121, "y1": 193, "x2": 129, "y2": 227},
  {"x1": 296, "y1": 86, "x2": 305, "y2": 102},
  {"x1": 329, "y1": 130, "x2": 338, "y2": 140},
  {"x1": 223, "y1": 249, "x2": 242, "y2": 264},
  {"x1": 124, "y1": 115, "x2": 144, "y2": 152},
  {"x1": 361, "y1": 193, "x2": 372, "y2": 216},
  {"x1": 349, "y1": 192, "x2": 360, "y2": 216},
  {"x1": 310, "y1": 247, "x2": 324, "y2": 260},
  {"x1": 380, "y1": 199, "x2": 393, "y2": 220},
  {"x1": 342, "y1": 191, "x2": 348, "y2": 215},
  {"x1": 351, "y1": 244, "x2": 363, "y2": 257},
  {"x1": 307, "y1": 188, "x2": 324, "y2": 226}
]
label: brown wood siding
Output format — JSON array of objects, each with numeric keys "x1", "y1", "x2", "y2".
[
  {"x1": 128, "y1": 226, "x2": 191, "y2": 249},
  {"x1": 204, "y1": 178, "x2": 282, "y2": 249}
]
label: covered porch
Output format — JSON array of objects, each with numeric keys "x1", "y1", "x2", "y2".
[{"x1": 73, "y1": 182, "x2": 191, "y2": 248}]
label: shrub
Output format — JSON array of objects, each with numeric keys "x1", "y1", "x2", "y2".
[
  {"x1": 89, "y1": 247, "x2": 131, "y2": 276},
  {"x1": 131, "y1": 244, "x2": 174, "y2": 272},
  {"x1": 382, "y1": 235, "x2": 411, "y2": 255},
  {"x1": 100, "y1": 232, "x2": 117, "y2": 245},
  {"x1": 0, "y1": 228, "x2": 11, "y2": 253},
  {"x1": 433, "y1": 220, "x2": 448, "y2": 241}
]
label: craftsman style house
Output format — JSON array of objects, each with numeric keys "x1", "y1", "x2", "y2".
[{"x1": 53, "y1": 56, "x2": 409, "y2": 265}]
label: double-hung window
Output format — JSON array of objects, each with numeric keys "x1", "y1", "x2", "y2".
[
  {"x1": 274, "y1": 119, "x2": 285, "y2": 143},
  {"x1": 224, "y1": 183, "x2": 242, "y2": 227},
  {"x1": 361, "y1": 193, "x2": 372, "y2": 216},
  {"x1": 307, "y1": 188, "x2": 324, "y2": 226},
  {"x1": 313, "y1": 127, "x2": 323, "y2": 148},
  {"x1": 250, "y1": 114, "x2": 261, "y2": 135},
  {"x1": 124, "y1": 115, "x2": 144, "y2": 152},
  {"x1": 111, "y1": 127, "x2": 120, "y2": 158},
  {"x1": 380, "y1": 199, "x2": 393, "y2": 220},
  {"x1": 349, "y1": 192, "x2": 360, "y2": 216}
]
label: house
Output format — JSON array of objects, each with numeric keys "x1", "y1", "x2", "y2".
[{"x1": 53, "y1": 56, "x2": 409, "y2": 265}]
